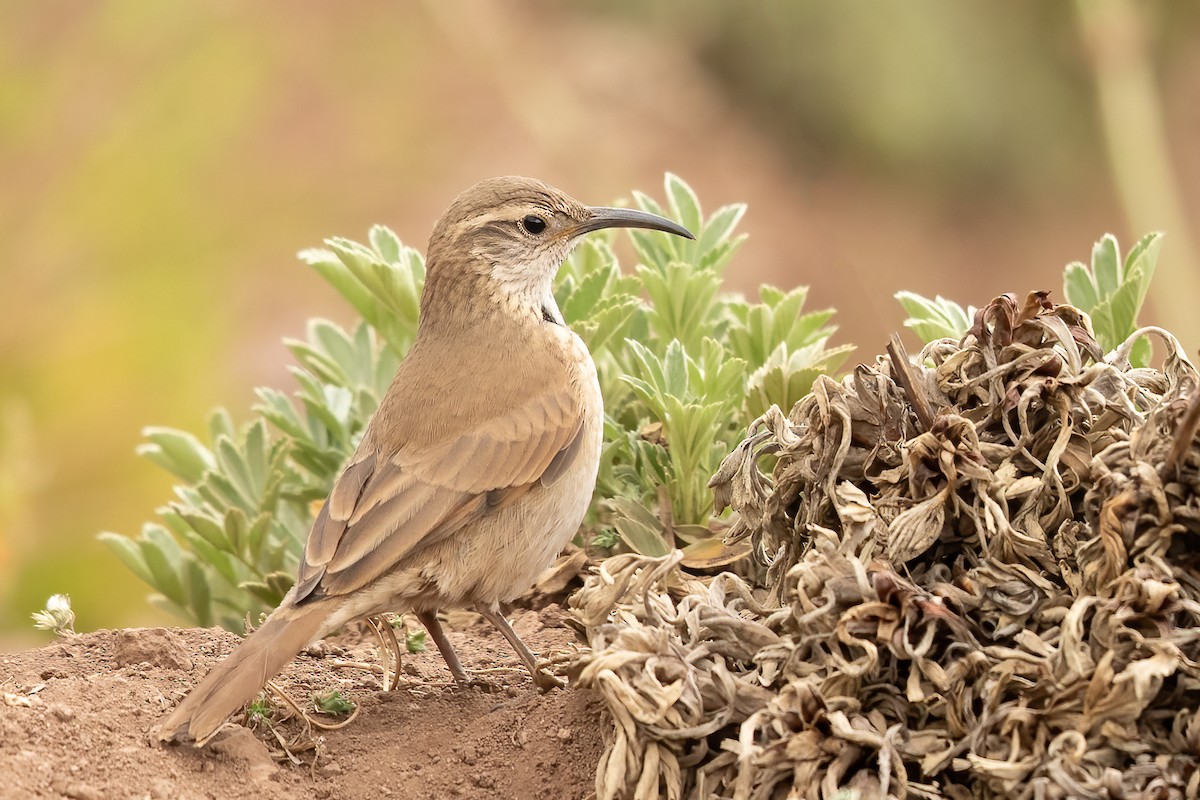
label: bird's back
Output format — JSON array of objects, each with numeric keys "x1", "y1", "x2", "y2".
[{"x1": 365, "y1": 300, "x2": 584, "y2": 457}]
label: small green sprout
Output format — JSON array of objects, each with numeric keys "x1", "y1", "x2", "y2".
[
  {"x1": 246, "y1": 693, "x2": 273, "y2": 723},
  {"x1": 312, "y1": 689, "x2": 355, "y2": 716},
  {"x1": 591, "y1": 528, "x2": 620, "y2": 550},
  {"x1": 405, "y1": 629, "x2": 427, "y2": 654}
]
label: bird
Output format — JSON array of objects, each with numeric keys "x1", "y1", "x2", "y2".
[{"x1": 156, "y1": 176, "x2": 694, "y2": 745}]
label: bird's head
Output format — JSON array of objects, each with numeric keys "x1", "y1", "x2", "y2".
[{"x1": 423, "y1": 176, "x2": 693, "y2": 322}]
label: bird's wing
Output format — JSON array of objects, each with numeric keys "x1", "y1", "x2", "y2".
[{"x1": 293, "y1": 383, "x2": 586, "y2": 601}]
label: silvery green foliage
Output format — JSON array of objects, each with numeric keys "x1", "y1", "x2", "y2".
[
  {"x1": 1063, "y1": 232, "x2": 1163, "y2": 367},
  {"x1": 895, "y1": 292, "x2": 976, "y2": 343}
]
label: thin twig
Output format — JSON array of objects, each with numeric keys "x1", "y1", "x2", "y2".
[
  {"x1": 1162, "y1": 389, "x2": 1200, "y2": 477},
  {"x1": 328, "y1": 659, "x2": 386, "y2": 675},
  {"x1": 380, "y1": 618, "x2": 404, "y2": 692},
  {"x1": 887, "y1": 334, "x2": 935, "y2": 432},
  {"x1": 364, "y1": 615, "x2": 404, "y2": 691}
]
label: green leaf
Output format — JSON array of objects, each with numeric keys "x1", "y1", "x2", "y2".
[
  {"x1": 895, "y1": 292, "x2": 974, "y2": 343},
  {"x1": 255, "y1": 387, "x2": 306, "y2": 439},
  {"x1": 208, "y1": 408, "x2": 236, "y2": 442},
  {"x1": 405, "y1": 629, "x2": 427, "y2": 654},
  {"x1": 609, "y1": 497, "x2": 670, "y2": 556},
  {"x1": 638, "y1": 263, "x2": 722, "y2": 351},
  {"x1": 171, "y1": 509, "x2": 232, "y2": 552},
  {"x1": 185, "y1": 560, "x2": 213, "y2": 628},
  {"x1": 139, "y1": 526, "x2": 187, "y2": 608},
  {"x1": 665, "y1": 173, "x2": 703, "y2": 239},
  {"x1": 300, "y1": 248, "x2": 383, "y2": 336},
  {"x1": 245, "y1": 513, "x2": 273, "y2": 563},
  {"x1": 98, "y1": 532, "x2": 156, "y2": 588},
  {"x1": 369, "y1": 225, "x2": 403, "y2": 264},
  {"x1": 1062, "y1": 262, "x2": 1099, "y2": 311},
  {"x1": 1092, "y1": 234, "x2": 1121, "y2": 299},
  {"x1": 1123, "y1": 232, "x2": 1163, "y2": 317},
  {"x1": 313, "y1": 690, "x2": 355, "y2": 716},
  {"x1": 136, "y1": 428, "x2": 215, "y2": 484},
  {"x1": 696, "y1": 204, "x2": 746, "y2": 262},
  {"x1": 745, "y1": 342, "x2": 854, "y2": 419},
  {"x1": 1059, "y1": 232, "x2": 1162, "y2": 366},
  {"x1": 176, "y1": 528, "x2": 240, "y2": 588}
]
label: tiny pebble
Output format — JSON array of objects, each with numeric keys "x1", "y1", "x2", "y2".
[
  {"x1": 48, "y1": 704, "x2": 75, "y2": 722},
  {"x1": 149, "y1": 778, "x2": 174, "y2": 799},
  {"x1": 556, "y1": 727, "x2": 573, "y2": 741},
  {"x1": 49, "y1": 781, "x2": 102, "y2": 800}
]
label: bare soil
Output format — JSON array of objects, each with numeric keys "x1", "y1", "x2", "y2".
[{"x1": 0, "y1": 605, "x2": 605, "y2": 800}]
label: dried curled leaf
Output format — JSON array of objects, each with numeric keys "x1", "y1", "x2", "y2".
[{"x1": 574, "y1": 293, "x2": 1200, "y2": 798}]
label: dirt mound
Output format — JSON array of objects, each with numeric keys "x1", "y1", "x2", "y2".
[{"x1": 0, "y1": 605, "x2": 604, "y2": 800}]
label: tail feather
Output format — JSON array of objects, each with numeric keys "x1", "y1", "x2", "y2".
[{"x1": 157, "y1": 602, "x2": 327, "y2": 745}]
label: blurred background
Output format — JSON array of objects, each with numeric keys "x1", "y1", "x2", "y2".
[{"x1": 2, "y1": 0, "x2": 1198, "y2": 649}]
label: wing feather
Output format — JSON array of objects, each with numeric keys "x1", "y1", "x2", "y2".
[
  {"x1": 293, "y1": 383, "x2": 586, "y2": 602},
  {"x1": 327, "y1": 481, "x2": 454, "y2": 573},
  {"x1": 348, "y1": 467, "x2": 419, "y2": 525},
  {"x1": 328, "y1": 455, "x2": 374, "y2": 521}
]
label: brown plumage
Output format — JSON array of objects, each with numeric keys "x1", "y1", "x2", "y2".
[{"x1": 156, "y1": 176, "x2": 693, "y2": 745}]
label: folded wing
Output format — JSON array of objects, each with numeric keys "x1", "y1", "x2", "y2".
[{"x1": 294, "y1": 383, "x2": 585, "y2": 602}]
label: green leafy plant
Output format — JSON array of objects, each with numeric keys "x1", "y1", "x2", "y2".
[
  {"x1": 246, "y1": 693, "x2": 273, "y2": 723},
  {"x1": 102, "y1": 176, "x2": 852, "y2": 628},
  {"x1": 731, "y1": 287, "x2": 855, "y2": 420},
  {"x1": 405, "y1": 629, "x2": 427, "y2": 654},
  {"x1": 895, "y1": 292, "x2": 977, "y2": 342},
  {"x1": 312, "y1": 689, "x2": 355, "y2": 716},
  {"x1": 897, "y1": 232, "x2": 1163, "y2": 367},
  {"x1": 1063, "y1": 232, "x2": 1163, "y2": 366},
  {"x1": 569, "y1": 178, "x2": 851, "y2": 565}
]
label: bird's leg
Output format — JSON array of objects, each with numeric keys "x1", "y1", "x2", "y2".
[
  {"x1": 476, "y1": 605, "x2": 567, "y2": 691},
  {"x1": 415, "y1": 610, "x2": 470, "y2": 686}
]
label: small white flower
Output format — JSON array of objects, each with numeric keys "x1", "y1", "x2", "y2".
[
  {"x1": 46, "y1": 594, "x2": 72, "y2": 615},
  {"x1": 31, "y1": 593, "x2": 75, "y2": 636}
]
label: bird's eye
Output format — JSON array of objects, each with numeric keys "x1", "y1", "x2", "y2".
[{"x1": 520, "y1": 215, "x2": 547, "y2": 235}]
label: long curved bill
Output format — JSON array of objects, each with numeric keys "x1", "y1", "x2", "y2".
[{"x1": 575, "y1": 206, "x2": 695, "y2": 240}]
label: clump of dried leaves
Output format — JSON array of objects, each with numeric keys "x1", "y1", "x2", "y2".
[{"x1": 570, "y1": 293, "x2": 1200, "y2": 799}]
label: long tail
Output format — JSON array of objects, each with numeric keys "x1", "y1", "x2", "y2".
[{"x1": 157, "y1": 601, "x2": 328, "y2": 745}]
